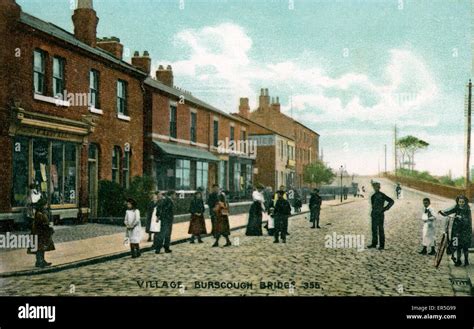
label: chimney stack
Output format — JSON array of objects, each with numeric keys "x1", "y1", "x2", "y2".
[
  {"x1": 132, "y1": 50, "x2": 151, "y2": 75},
  {"x1": 96, "y1": 36, "x2": 124, "y2": 59},
  {"x1": 156, "y1": 65, "x2": 174, "y2": 87},
  {"x1": 259, "y1": 88, "x2": 270, "y2": 110},
  {"x1": 72, "y1": 0, "x2": 99, "y2": 47},
  {"x1": 239, "y1": 97, "x2": 250, "y2": 118},
  {"x1": 271, "y1": 95, "x2": 281, "y2": 112}
]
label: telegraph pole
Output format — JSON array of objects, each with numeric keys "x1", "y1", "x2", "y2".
[
  {"x1": 384, "y1": 144, "x2": 387, "y2": 173},
  {"x1": 466, "y1": 80, "x2": 472, "y2": 200},
  {"x1": 394, "y1": 125, "x2": 398, "y2": 176}
]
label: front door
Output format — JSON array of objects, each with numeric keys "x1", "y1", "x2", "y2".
[{"x1": 88, "y1": 144, "x2": 98, "y2": 219}]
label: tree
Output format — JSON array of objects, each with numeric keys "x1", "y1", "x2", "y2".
[
  {"x1": 396, "y1": 135, "x2": 429, "y2": 171},
  {"x1": 303, "y1": 161, "x2": 336, "y2": 186}
]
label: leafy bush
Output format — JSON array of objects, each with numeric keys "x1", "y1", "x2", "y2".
[
  {"x1": 98, "y1": 180, "x2": 126, "y2": 218},
  {"x1": 125, "y1": 175, "x2": 155, "y2": 215}
]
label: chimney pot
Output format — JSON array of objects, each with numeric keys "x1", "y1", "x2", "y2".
[
  {"x1": 76, "y1": 0, "x2": 93, "y2": 9},
  {"x1": 156, "y1": 65, "x2": 174, "y2": 87},
  {"x1": 144, "y1": 50, "x2": 150, "y2": 57},
  {"x1": 72, "y1": 0, "x2": 99, "y2": 47},
  {"x1": 133, "y1": 51, "x2": 139, "y2": 57}
]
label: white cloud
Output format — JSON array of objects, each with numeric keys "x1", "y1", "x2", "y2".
[{"x1": 151, "y1": 22, "x2": 463, "y2": 176}]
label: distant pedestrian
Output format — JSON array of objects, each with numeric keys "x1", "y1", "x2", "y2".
[
  {"x1": 367, "y1": 182, "x2": 394, "y2": 250},
  {"x1": 343, "y1": 185, "x2": 348, "y2": 200},
  {"x1": 207, "y1": 184, "x2": 220, "y2": 237},
  {"x1": 309, "y1": 188, "x2": 322, "y2": 229},
  {"x1": 124, "y1": 198, "x2": 142, "y2": 258},
  {"x1": 396, "y1": 183, "x2": 402, "y2": 199},
  {"x1": 293, "y1": 190, "x2": 302, "y2": 213},
  {"x1": 246, "y1": 185, "x2": 265, "y2": 236},
  {"x1": 273, "y1": 185, "x2": 287, "y2": 203},
  {"x1": 273, "y1": 190, "x2": 291, "y2": 243},
  {"x1": 31, "y1": 198, "x2": 55, "y2": 268},
  {"x1": 188, "y1": 191, "x2": 207, "y2": 243},
  {"x1": 263, "y1": 186, "x2": 275, "y2": 236},
  {"x1": 155, "y1": 191, "x2": 176, "y2": 254},
  {"x1": 439, "y1": 195, "x2": 472, "y2": 266},
  {"x1": 145, "y1": 192, "x2": 161, "y2": 242},
  {"x1": 273, "y1": 185, "x2": 290, "y2": 235},
  {"x1": 419, "y1": 198, "x2": 436, "y2": 255},
  {"x1": 212, "y1": 193, "x2": 232, "y2": 248}
]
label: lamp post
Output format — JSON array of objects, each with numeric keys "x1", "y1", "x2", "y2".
[{"x1": 339, "y1": 165, "x2": 344, "y2": 203}]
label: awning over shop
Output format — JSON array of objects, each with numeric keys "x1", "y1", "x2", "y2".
[{"x1": 153, "y1": 141, "x2": 219, "y2": 162}]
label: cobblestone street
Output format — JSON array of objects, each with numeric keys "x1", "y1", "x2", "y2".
[{"x1": 0, "y1": 179, "x2": 463, "y2": 296}]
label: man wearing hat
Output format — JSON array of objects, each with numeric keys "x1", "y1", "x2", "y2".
[
  {"x1": 309, "y1": 188, "x2": 322, "y2": 229},
  {"x1": 368, "y1": 181, "x2": 394, "y2": 250}
]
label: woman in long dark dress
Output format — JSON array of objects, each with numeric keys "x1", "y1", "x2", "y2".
[
  {"x1": 31, "y1": 198, "x2": 55, "y2": 268},
  {"x1": 246, "y1": 186, "x2": 264, "y2": 236},
  {"x1": 212, "y1": 193, "x2": 232, "y2": 247},
  {"x1": 439, "y1": 195, "x2": 472, "y2": 266},
  {"x1": 188, "y1": 191, "x2": 207, "y2": 243}
]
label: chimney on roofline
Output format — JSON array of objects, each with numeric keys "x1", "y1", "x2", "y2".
[
  {"x1": 239, "y1": 97, "x2": 250, "y2": 118},
  {"x1": 271, "y1": 95, "x2": 281, "y2": 113},
  {"x1": 156, "y1": 65, "x2": 174, "y2": 87},
  {"x1": 96, "y1": 36, "x2": 124, "y2": 59},
  {"x1": 259, "y1": 88, "x2": 271, "y2": 110},
  {"x1": 132, "y1": 50, "x2": 151, "y2": 75},
  {"x1": 72, "y1": 0, "x2": 99, "y2": 47}
]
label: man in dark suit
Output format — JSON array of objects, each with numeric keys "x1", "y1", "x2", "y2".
[
  {"x1": 155, "y1": 190, "x2": 176, "y2": 254},
  {"x1": 309, "y1": 188, "x2": 322, "y2": 229},
  {"x1": 368, "y1": 182, "x2": 394, "y2": 250},
  {"x1": 207, "y1": 184, "x2": 220, "y2": 237}
]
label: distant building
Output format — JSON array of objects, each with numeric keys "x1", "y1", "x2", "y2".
[
  {"x1": 237, "y1": 88, "x2": 320, "y2": 188},
  {"x1": 233, "y1": 101, "x2": 296, "y2": 190}
]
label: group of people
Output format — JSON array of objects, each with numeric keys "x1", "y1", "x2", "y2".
[
  {"x1": 366, "y1": 181, "x2": 471, "y2": 267},
  {"x1": 420, "y1": 195, "x2": 472, "y2": 267},
  {"x1": 125, "y1": 190, "x2": 176, "y2": 258},
  {"x1": 245, "y1": 185, "x2": 292, "y2": 243}
]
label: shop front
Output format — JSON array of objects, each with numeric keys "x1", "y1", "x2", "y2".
[
  {"x1": 153, "y1": 141, "x2": 219, "y2": 196},
  {"x1": 228, "y1": 156, "x2": 254, "y2": 201},
  {"x1": 7, "y1": 107, "x2": 96, "y2": 222}
]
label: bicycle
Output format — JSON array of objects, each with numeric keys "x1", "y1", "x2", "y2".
[{"x1": 434, "y1": 214, "x2": 456, "y2": 268}]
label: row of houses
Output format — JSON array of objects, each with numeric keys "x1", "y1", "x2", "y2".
[{"x1": 0, "y1": 0, "x2": 319, "y2": 223}]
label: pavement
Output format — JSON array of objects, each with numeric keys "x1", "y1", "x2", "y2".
[
  {"x1": 0, "y1": 178, "x2": 470, "y2": 296},
  {"x1": 0, "y1": 198, "x2": 357, "y2": 277}
]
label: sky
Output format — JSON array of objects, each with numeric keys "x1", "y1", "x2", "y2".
[{"x1": 17, "y1": 0, "x2": 473, "y2": 176}]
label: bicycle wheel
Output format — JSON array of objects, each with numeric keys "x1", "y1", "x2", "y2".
[{"x1": 434, "y1": 233, "x2": 448, "y2": 268}]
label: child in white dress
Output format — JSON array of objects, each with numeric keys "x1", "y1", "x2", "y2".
[{"x1": 419, "y1": 198, "x2": 436, "y2": 255}]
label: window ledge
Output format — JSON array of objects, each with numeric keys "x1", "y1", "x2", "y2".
[
  {"x1": 170, "y1": 137, "x2": 178, "y2": 142},
  {"x1": 89, "y1": 106, "x2": 103, "y2": 115},
  {"x1": 34, "y1": 93, "x2": 70, "y2": 107},
  {"x1": 117, "y1": 113, "x2": 131, "y2": 121}
]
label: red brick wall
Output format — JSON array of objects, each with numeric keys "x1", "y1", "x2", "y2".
[
  {"x1": 0, "y1": 16, "x2": 144, "y2": 214},
  {"x1": 254, "y1": 146, "x2": 275, "y2": 188},
  {"x1": 249, "y1": 107, "x2": 319, "y2": 188}
]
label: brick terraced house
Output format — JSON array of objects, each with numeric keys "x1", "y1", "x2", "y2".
[
  {"x1": 143, "y1": 64, "x2": 255, "y2": 200},
  {"x1": 239, "y1": 88, "x2": 320, "y2": 188},
  {"x1": 0, "y1": 0, "x2": 146, "y2": 223},
  {"x1": 233, "y1": 98, "x2": 296, "y2": 190}
]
